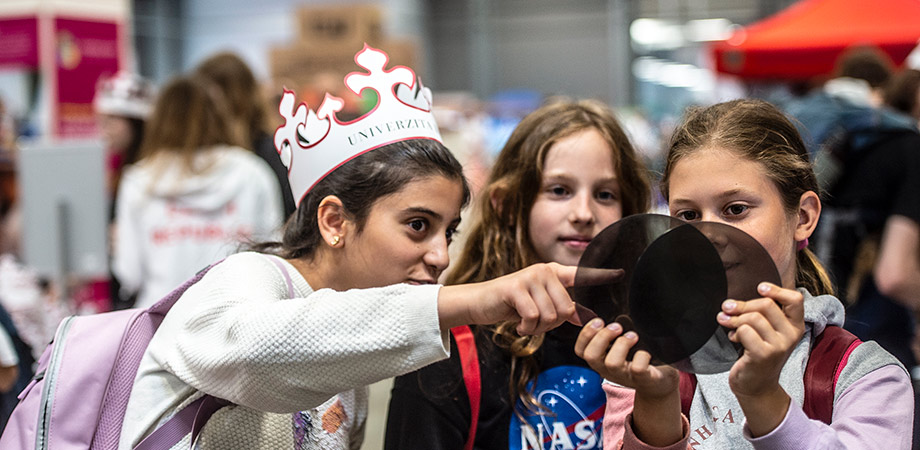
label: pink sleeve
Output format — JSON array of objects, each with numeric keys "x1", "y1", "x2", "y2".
[
  {"x1": 744, "y1": 365, "x2": 913, "y2": 449},
  {"x1": 602, "y1": 382, "x2": 635, "y2": 449}
]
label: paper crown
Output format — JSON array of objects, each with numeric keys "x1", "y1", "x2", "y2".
[
  {"x1": 274, "y1": 44, "x2": 442, "y2": 206},
  {"x1": 93, "y1": 71, "x2": 156, "y2": 119}
]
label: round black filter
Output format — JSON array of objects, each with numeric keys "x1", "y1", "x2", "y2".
[
  {"x1": 629, "y1": 223, "x2": 727, "y2": 371},
  {"x1": 571, "y1": 214, "x2": 782, "y2": 374},
  {"x1": 571, "y1": 214, "x2": 684, "y2": 330}
]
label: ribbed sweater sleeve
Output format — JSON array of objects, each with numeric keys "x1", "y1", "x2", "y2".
[{"x1": 148, "y1": 252, "x2": 450, "y2": 413}]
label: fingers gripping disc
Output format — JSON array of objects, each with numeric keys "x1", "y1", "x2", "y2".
[{"x1": 572, "y1": 214, "x2": 781, "y2": 374}]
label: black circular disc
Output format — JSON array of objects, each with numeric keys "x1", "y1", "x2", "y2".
[
  {"x1": 571, "y1": 214, "x2": 782, "y2": 374},
  {"x1": 571, "y1": 214, "x2": 684, "y2": 328},
  {"x1": 629, "y1": 223, "x2": 727, "y2": 369}
]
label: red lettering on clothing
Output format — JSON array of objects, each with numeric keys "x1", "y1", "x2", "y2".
[{"x1": 695, "y1": 425, "x2": 713, "y2": 440}]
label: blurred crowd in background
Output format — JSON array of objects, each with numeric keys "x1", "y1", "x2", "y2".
[{"x1": 0, "y1": 0, "x2": 920, "y2": 446}]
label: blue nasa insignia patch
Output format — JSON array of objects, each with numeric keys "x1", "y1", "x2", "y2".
[{"x1": 509, "y1": 366, "x2": 605, "y2": 450}]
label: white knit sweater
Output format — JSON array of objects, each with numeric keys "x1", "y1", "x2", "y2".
[{"x1": 119, "y1": 252, "x2": 450, "y2": 449}]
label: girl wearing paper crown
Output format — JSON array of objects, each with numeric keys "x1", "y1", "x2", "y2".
[
  {"x1": 575, "y1": 99, "x2": 912, "y2": 449},
  {"x1": 117, "y1": 45, "x2": 605, "y2": 449}
]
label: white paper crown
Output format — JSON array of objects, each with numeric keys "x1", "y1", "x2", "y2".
[{"x1": 274, "y1": 44, "x2": 443, "y2": 206}]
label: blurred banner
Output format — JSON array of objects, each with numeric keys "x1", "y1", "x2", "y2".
[
  {"x1": 53, "y1": 17, "x2": 120, "y2": 138},
  {"x1": 0, "y1": 0, "x2": 128, "y2": 140},
  {"x1": 0, "y1": 17, "x2": 39, "y2": 69}
]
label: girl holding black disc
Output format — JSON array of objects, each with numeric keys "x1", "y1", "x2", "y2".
[{"x1": 576, "y1": 99, "x2": 912, "y2": 449}]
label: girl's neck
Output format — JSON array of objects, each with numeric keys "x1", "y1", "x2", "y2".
[{"x1": 289, "y1": 254, "x2": 331, "y2": 291}]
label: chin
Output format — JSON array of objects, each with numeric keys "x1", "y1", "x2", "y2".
[{"x1": 553, "y1": 253, "x2": 583, "y2": 267}]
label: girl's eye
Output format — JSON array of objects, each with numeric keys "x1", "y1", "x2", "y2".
[
  {"x1": 597, "y1": 190, "x2": 618, "y2": 202},
  {"x1": 675, "y1": 210, "x2": 699, "y2": 221},
  {"x1": 548, "y1": 185, "x2": 569, "y2": 197},
  {"x1": 446, "y1": 227, "x2": 458, "y2": 243},
  {"x1": 725, "y1": 204, "x2": 748, "y2": 216},
  {"x1": 408, "y1": 219, "x2": 428, "y2": 233}
]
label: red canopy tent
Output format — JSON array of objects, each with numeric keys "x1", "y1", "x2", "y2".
[{"x1": 710, "y1": 0, "x2": 920, "y2": 81}]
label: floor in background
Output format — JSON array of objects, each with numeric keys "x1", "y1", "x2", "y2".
[{"x1": 361, "y1": 377, "x2": 394, "y2": 450}]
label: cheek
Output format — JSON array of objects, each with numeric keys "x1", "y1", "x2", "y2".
[
  {"x1": 528, "y1": 200, "x2": 555, "y2": 230},
  {"x1": 596, "y1": 204, "x2": 623, "y2": 229}
]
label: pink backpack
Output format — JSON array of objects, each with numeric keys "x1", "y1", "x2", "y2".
[{"x1": 0, "y1": 262, "x2": 230, "y2": 450}]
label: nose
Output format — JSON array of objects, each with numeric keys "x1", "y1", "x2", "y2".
[
  {"x1": 423, "y1": 237, "x2": 450, "y2": 276},
  {"x1": 569, "y1": 192, "x2": 595, "y2": 225},
  {"x1": 696, "y1": 213, "x2": 729, "y2": 250}
]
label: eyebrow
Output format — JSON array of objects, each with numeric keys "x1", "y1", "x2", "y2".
[
  {"x1": 404, "y1": 207, "x2": 462, "y2": 225},
  {"x1": 542, "y1": 173, "x2": 619, "y2": 184},
  {"x1": 404, "y1": 206, "x2": 441, "y2": 220},
  {"x1": 670, "y1": 188, "x2": 751, "y2": 206}
]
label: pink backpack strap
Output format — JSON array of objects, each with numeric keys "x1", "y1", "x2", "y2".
[
  {"x1": 134, "y1": 255, "x2": 296, "y2": 449},
  {"x1": 803, "y1": 325, "x2": 861, "y2": 424},
  {"x1": 267, "y1": 255, "x2": 295, "y2": 298},
  {"x1": 452, "y1": 325, "x2": 480, "y2": 450},
  {"x1": 134, "y1": 395, "x2": 230, "y2": 450}
]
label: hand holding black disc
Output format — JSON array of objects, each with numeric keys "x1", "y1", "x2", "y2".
[{"x1": 571, "y1": 214, "x2": 781, "y2": 374}]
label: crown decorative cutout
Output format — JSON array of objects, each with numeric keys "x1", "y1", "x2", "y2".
[{"x1": 274, "y1": 44, "x2": 442, "y2": 206}]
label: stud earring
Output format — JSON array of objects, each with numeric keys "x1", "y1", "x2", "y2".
[{"x1": 330, "y1": 235, "x2": 340, "y2": 246}]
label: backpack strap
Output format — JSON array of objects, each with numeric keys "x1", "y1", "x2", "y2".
[
  {"x1": 134, "y1": 395, "x2": 231, "y2": 450},
  {"x1": 677, "y1": 325, "x2": 860, "y2": 425},
  {"x1": 678, "y1": 371, "x2": 697, "y2": 417},
  {"x1": 134, "y1": 255, "x2": 297, "y2": 449},
  {"x1": 803, "y1": 325, "x2": 861, "y2": 424},
  {"x1": 452, "y1": 325, "x2": 480, "y2": 450},
  {"x1": 94, "y1": 261, "x2": 224, "y2": 449},
  {"x1": 267, "y1": 255, "x2": 295, "y2": 298}
]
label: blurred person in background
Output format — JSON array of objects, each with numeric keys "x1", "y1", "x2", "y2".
[
  {"x1": 785, "y1": 49, "x2": 920, "y2": 448},
  {"x1": 883, "y1": 65, "x2": 920, "y2": 449},
  {"x1": 194, "y1": 51, "x2": 296, "y2": 220},
  {"x1": 0, "y1": 301, "x2": 33, "y2": 433},
  {"x1": 111, "y1": 74, "x2": 283, "y2": 309},
  {"x1": 93, "y1": 71, "x2": 156, "y2": 213},
  {"x1": 885, "y1": 68, "x2": 920, "y2": 126},
  {"x1": 785, "y1": 45, "x2": 920, "y2": 367},
  {"x1": 93, "y1": 72, "x2": 156, "y2": 309}
]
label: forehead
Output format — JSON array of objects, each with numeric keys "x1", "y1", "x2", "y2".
[
  {"x1": 669, "y1": 147, "x2": 775, "y2": 198},
  {"x1": 542, "y1": 128, "x2": 616, "y2": 170},
  {"x1": 372, "y1": 175, "x2": 464, "y2": 216}
]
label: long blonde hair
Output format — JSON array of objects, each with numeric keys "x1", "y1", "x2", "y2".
[
  {"x1": 446, "y1": 99, "x2": 650, "y2": 414},
  {"x1": 660, "y1": 99, "x2": 833, "y2": 295},
  {"x1": 138, "y1": 75, "x2": 244, "y2": 173}
]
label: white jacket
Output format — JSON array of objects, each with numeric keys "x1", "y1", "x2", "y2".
[
  {"x1": 112, "y1": 146, "x2": 283, "y2": 308},
  {"x1": 119, "y1": 252, "x2": 450, "y2": 449}
]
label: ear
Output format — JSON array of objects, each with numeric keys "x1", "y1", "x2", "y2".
[
  {"x1": 317, "y1": 195, "x2": 347, "y2": 247},
  {"x1": 794, "y1": 191, "x2": 821, "y2": 242}
]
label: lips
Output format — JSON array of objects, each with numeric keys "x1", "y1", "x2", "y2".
[{"x1": 560, "y1": 236, "x2": 592, "y2": 249}]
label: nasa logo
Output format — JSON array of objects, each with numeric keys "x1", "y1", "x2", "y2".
[{"x1": 509, "y1": 366, "x2": 605, "y2": 450}]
